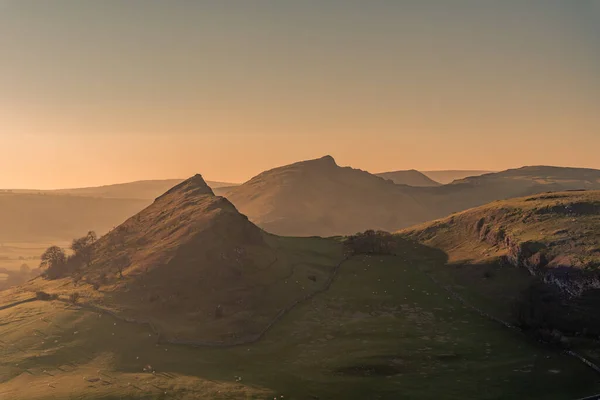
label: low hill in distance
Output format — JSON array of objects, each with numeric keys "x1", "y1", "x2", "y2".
[
  {"x1": 452, "y1": 166, "x2": 600, "y2": 190},
  {"x1": 0, "y1": 193, "x2": 148, "y2": 243},
  {"x1": 420, "y1": 170, "x2": 495, "y2": 184},
  {"x1": 417, "y1": 165, "x2": 600, "y2": 220},
  {"x1": 375, "y1": 169, "x2": 441, "y2": 187},
  {"x1": 0, "y1": 180, "x2": 238, "y2": 244},
  {"x1": 13, "y1": 178, "x2": 239, "y2": 200},
  {"x1": 226, "y1": 156, "x2": 433, "y2": 237}
]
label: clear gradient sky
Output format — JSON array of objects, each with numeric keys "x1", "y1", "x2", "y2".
[{"x1": 1, "y1": 0, "x2": 599, "y2": 189}]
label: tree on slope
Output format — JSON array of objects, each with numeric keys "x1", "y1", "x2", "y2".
[
  {"x1": 40, "y1": 246, "x2": 68, "y2": 279},
  {"x1": 71, "y1": 231, "x2": 97, "y2": 268}
]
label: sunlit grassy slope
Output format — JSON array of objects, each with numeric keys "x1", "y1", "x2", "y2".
[
  {"x1": 398, "y1": 190, "x2": 600, "y2": 325},
  {"x1": 402, "y1": 190, "x2": 600, "y2": 266},
  {"x1": 1, "y1": 240, "x2": 597, "y2": 400}
]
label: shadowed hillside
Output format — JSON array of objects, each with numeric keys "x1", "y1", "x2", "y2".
[
  {"x1": 226, "y1": 156, "x2": 432, "y2": 237},
  {"x1": 376, "y1": 169, "x2": 441, "y2": 187}
]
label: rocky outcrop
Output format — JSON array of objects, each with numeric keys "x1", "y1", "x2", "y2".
[
  {"x1": 504, "y1": 241, "x2": 548, "y2": 275},
  {"x1": 473, "y1": 216, "x2": 599, "y2": 297}
]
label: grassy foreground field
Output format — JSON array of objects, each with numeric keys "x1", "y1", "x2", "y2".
[{"x1": 1, "y1": 240, "x2": 598, "y2": 400}]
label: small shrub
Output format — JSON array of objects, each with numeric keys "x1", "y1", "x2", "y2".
[
  {"x1": 344, "y1": 230, "x2": 397, "y2": 255},
  {"x1": 36, "y1": 291, "x2": 53, "y2": 301}
]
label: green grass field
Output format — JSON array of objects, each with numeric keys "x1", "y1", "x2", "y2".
[{"x1": 1, "y1": 240, "x2": 598, "y2": 399}]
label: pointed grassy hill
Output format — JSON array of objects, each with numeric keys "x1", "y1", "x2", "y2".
[{"x1": 12, "y1": 174, "x2": 344, "y2": 344}]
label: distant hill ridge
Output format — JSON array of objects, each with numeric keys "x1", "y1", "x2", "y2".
[
  {"x1": 453, "y1": 165, "x2": 600, "y2": 184},
  {"x1": 1, "y1": 157, "x2": 600, "y2": 242},
  {"x1": 225, "y1": 156, "x2": 600, "y2": 236},
  {"x1": 420, "y1": 170, "x2": 495, "y2": 184},
  {"x1": 376, "y1": 169, "x2": 441, "y2": 187},
  {"x1": 48, "y1": 178, "x2": 238, "y2": 199},
  {"x1": 226, "y1": 155, "x2": 432, "y2": 236}
]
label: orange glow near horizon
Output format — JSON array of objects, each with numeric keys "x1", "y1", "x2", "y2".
[{"x1": 1, "y1": 1, "x2": 599, "y2": 189}]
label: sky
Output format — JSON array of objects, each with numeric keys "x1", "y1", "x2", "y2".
[{"x1": 1, "y1": 0, "x2": 599, "y2": 189}]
